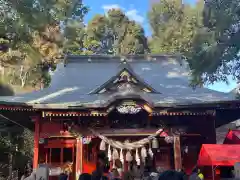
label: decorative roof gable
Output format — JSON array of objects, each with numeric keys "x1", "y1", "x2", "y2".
[{"x1": 89, "y1": 61, "x2": 160, "y2": 94}]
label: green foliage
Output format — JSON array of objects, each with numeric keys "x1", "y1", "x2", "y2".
[
  {"x1": 148, "y1": 0, "x2": 203, "y2": 54},
  {"x1": 65, "y1": 8, "x2": 149, "y2": 55},
  {"x1": 0, "y1": 129, "x2": 33, "y2": 157},
  {"x1": 80, "y1": 8, "x2": 149, "y2": 55},
  {"x1": 19, "y1": 129, "x2": 34, "y2": 157},
  {"x1": 0, "y1": 129, "x2": 33, "y2": 177}
]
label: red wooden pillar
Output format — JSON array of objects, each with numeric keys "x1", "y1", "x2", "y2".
[
  {"x1": 45, "y1": 150, "x2": 48, "y2": 163},
  {"x1": 76, "y1": 137, "x2": 83, "y2": 179},
  {"x1": 60, "y1": 147, "x2": 63, "y2": 164},
  {"x1": 33, "y1": 116, "x2": 40, "y2": 170},
  {"x1": 174, "y1": 136, "x2": 182, "y2": 171}
]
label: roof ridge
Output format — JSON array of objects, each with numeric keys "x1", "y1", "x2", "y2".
[{"x1": 64, "y1": 54, "x2": 182, "y2": 66}]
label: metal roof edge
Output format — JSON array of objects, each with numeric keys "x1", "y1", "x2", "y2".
[
  {"x1": 1, "y1": 99, "x2": 239, "y2": 110},
  {"x1": 154, "y1": 99, "x2": 240, "y2": 108},
  {"x1": 0, "y1": 101, "x2": 31, "y2": 107}
]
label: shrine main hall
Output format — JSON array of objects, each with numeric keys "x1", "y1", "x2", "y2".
[{"x1": 0, "y1": 54, "x2": 240, "y2": 180}]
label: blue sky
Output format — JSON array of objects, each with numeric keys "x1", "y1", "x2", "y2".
[{"x1": 82, "y1": 0, "x2": 237, "y2": 93}]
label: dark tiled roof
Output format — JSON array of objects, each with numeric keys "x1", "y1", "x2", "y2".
[{"x1": 0, "y1": 55, "x2": 235, "y2": 107}]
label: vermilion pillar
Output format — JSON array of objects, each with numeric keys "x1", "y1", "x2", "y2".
[
  {"x1": 76, "y1": 137, "x2": 83, "y2": 179},
  {"x1": 174, "y1": 136, "x2": 182, "y2": 171},
  {"x1": 33, "y1": 116, "x2": 40, "y2": 170}
]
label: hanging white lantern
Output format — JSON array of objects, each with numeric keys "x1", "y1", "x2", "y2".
[
  {"x1": 99, "y1": 139, "x2": 106, "y2": 151},
  {"x1": 113, "y1": 149, "x2": 119, "y2": 160},
  {"x1": 126, "y1": 151, "x2": 133, "y2": 162},
  {"x1": 135, "y1": 148, "x2": 140, "y2": 166},
  {"x1": 152, "y1": 138, "x2": 159, "y2": 149},
  {"x1": 108, "y1": 144, "x2": 112, "y2": 161}
]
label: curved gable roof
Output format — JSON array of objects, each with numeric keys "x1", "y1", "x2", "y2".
[{"x1": 0, "y1": 55, "x2": 235, "y2": 106}]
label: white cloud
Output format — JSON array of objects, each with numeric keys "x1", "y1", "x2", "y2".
[
  {"x1": 102, "y1": 4, "x2": 121, "y2": 13},
  {"x1": 101, "y1": 4, "x2": 144, "y2": 24},
  {"x1": 125, "y1": 9, "x2": 144, "y2": 24}
]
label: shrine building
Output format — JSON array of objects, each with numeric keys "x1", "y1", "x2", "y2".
[{"x1": 0, "y1": 54, "x2": 240, "y2": 180}]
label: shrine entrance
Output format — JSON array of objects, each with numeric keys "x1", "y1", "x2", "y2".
[{"x1": 80, "y1": 100, "x2": 174, "y2": 175}]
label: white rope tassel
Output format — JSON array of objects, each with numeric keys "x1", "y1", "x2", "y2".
[
  {"x1": 135, "y1": 148, "x2": 140, "y2": 166},
  {"x1": 113, "y1": 148, "x2": 119, "y2": 160},
  {"x1": 108, "y1": 144, "x2": 112, "y2": 161},
  {"x1": 141, "y1": 147, "x2": 147, "y2": 162},
  {"x1": 100, "y1": 139, "x2": 106, "y2": 151},
  {"x1": 126, "y1": 151, "x2": 133, "y2": 162}
]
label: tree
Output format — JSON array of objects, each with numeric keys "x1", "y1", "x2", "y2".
[
  {"x1": 148, "y1": 0, "x2": 222, "y2": 86},
  {"x1": 0, "y1": 0, "x2": 88, "y2": 89},
  {"x1": 148, "y1": 0, "x2": 203, "y2": 53},
  {"x1": 83, "y1": 8, "x2": 149, "y2": 55},
  {"x1": 64, "y1": 20, "x2": 87, "y2": 55},
  {"x1": 0, "y1": 128, "x2": 33, "y2": 178},
  {"x1": 187, "y1": 0, "x2": 240, "y2": 86}
]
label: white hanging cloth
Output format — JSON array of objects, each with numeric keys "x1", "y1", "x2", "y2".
[
  {"x1": 148, "y1": 148, "x2": 154, "y2": 158},
  {"x1": 126, "y1": 151, "x2": 133, "y2": 162},
  {"x1": 108, "y1": 144, "x2": 112, "y2": 161},
  {"x1": 135, "y1": 148, "x2": 140, "y2": 166},
  {"x1": 112, "y1": 159, "x2": 116, "y2": 169},
  {"x1": 99, "y1": 139, "x2": 106, "y2": 151},
  {"x1": 113, "y1": 148, "x2": 119, "y2": 160},
  {"x1": 148, "y1": 141, "x2": 154, "y2": 158},
  {"x1": 141, "y1": 147, "x2": 147, "y2": 163},
  {"x1": 120, "y1": 149, "x2": 124, "y2": 169}
]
